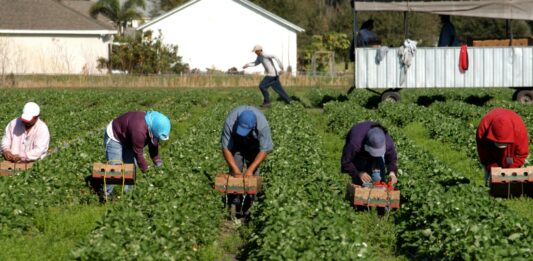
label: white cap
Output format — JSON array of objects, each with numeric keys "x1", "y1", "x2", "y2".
[
  {"x1": 251, "y1": 44, "x2": 263, "y2": 52},
  {"x1": 21, "y1": 102, "x2": 40, "y2": 122}
]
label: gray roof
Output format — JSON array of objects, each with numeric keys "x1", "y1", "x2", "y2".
[
  {"x1": 0, "y1": 0, "x2": 115, "y2": 32},
  {"x1": 61, "y1": 0, "x2": 116, "y2": 28}
]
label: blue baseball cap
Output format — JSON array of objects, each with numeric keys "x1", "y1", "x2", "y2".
[{"x1": 236, "y1": 110, "x2": 256, "y2": 136}]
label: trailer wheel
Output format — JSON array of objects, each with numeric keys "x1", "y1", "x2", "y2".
[
  {"x1": 516, "y1": 90, "x2": 533, "y2": 104},
  {"x1": 381, "y1": 91, "x2": 401, "y2": 102}
]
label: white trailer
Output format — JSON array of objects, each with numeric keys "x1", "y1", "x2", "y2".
[{"x1": 351, "y1": 0, "x2": 533, "y2": 103}]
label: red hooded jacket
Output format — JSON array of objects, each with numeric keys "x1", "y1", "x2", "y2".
[{"x1": 476, "y1": 108, "x2": 529, "y2": 170}]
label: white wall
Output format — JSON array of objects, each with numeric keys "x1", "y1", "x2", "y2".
[
  {"x1": 0, "y1": 34, "x2": 111, "y2": 75},
  {"x1": 355, "y1": 47, "x2": 533, "y2": 88},
  {"x1": 142, "y1": 0, "x2": 300, "y2": 76}
]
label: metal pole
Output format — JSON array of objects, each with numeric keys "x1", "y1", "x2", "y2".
[
  {"x1": 403, "y1": 11, "x2": 409, "y2": 39},
  {"x1": 352, "y1": 0, "x2": 358, "y2": 89},
  {"x1": 507, "y1": 19, "x2": 514, "y2": 46}
]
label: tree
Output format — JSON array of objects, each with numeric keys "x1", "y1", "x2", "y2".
[
  {"x1": 159, "y1": 0, "x2": 188, "y2": 11},
  {"x1": 90, "y1": 0, "x2": 146, "y2": 35},
  {"x1": 97, "y1": 30, "x2": 189, "y2": 75},
  {"x1": 298, "y1": 32, "x2": 350, "y2": 73}
]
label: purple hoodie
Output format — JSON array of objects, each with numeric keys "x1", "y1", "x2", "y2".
[
  {"x1": 341, "y1": 121, "x2": 397, "y2": 177},
  {"x1": 112, "y1": 112, "x2": 160, "y2": 172}
]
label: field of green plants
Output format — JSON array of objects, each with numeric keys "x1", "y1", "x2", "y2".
[{"x1": 0, "y1": 87, "x2": 531, "y2": 260}]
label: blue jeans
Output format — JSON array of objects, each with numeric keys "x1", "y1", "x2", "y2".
[
  {"x1": 104, "y1": 132, "x2": 134, "y2": 196},
  {"x1": 484, "y1": 168, "x2": 490, "y2": 187},
  {"x1": 259, "y1": 76, "x2": 292, "y2": 104}
]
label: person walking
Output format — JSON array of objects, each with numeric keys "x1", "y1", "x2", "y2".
[{"x1": 243, "y1": 45, "x2": 292, "y2": 107}]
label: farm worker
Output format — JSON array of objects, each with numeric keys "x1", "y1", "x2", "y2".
[
  {"x1": 438, "y1": 15, "x2": 459, "y2": 47},
  {"x1": 221, "y1": 106, "x2": 273, "y2": 217},
  {"x1": 1, "y1": 102, "x2": 50, "y2": 163},
  {"x1": 358, "y1": 19, "x2": 379, "y2": 47},
  {"x1": 476, "y1": 108, "x2": 529, "y2": 185},
  {"x1": 243, "y1": 45, "x2": 292, "y2": 107},
  {"x1": 349, "y1": 19, "x2": 380, "y2": 61},
  {"x1": 104, "y1": 111, "x2": 171, "y2": 196},
  {"x1": 341, "y1": 121, "x2": 398, "y2": 186}
]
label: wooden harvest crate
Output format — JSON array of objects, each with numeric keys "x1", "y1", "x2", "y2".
[
  {"x1": 490, "y1": 166, "x2": 533, "y2": 198},
  {"x1": 346, "y1": 183, "x2": 400, "y2": 208},
  {"x1": 0, "y1": 161, "x2": 33, "y2": 176},
  {"x1": 472, "y1": 38, "x2": 531, "y2": 47},
  {"x1": 490, "y1": 166, "x2": 532, "y2": 183},
  {"x1": 214, "y1": 173, "x2": 262, "y2": 195},
  {"x1": 92, "y1": 163, "x2": 136, "y2": 185}
]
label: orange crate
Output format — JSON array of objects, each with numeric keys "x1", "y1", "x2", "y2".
[{"x1": 214, "y1": 173, "x2": 262, "y2": 194}]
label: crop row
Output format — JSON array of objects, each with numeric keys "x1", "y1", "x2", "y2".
[
  {"x1": 73, "y1": 102, "x2": 232, "y2": 260},
  {"x1": 323, "y1": 94, "x2": 533, "y2": 259},
  {"x1": 0, "y1": 91, "x2": 213, "y2": 239},
  {"x1": 378, "y1": 101, "x2": 531, "y2": 166},
  {"x1": 243, "y1": 104, "x2": 373, "y2": 260},
  {"x1": 72, "y1": 90, "x2": 262, "y2": 259}
]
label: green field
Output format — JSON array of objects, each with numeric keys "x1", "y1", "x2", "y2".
[{"x1": 0, "y1": 87, "x2": 531, "y2": 260}]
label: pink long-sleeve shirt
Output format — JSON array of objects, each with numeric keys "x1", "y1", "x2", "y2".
[{"x1": 1, "y1": 118, "x2": 50, "y2": 162}]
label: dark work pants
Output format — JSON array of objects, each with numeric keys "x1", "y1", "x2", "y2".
[{"x1": 259, "y1": 76, "x2": 292, "y2": 104}]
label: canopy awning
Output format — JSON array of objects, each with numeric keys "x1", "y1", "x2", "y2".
[{"x1": 354, "y1": 1, "x2": 533, "y2": 21}]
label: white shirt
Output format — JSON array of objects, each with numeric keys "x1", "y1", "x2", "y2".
[
  {"x1": 1, "y1": 118, "x2": 50, "y2": 161},
  {"x1": 106, "y1": 121, "x2": 119, "y2": 142},
  {"x1": 246, "y1": 54, "x2": 284, "y2": 77}
]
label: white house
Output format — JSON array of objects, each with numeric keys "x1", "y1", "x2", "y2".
[
  {"x1": 0, "y1": 0, "x2": 116, "y2": 75},
  {"x1": 138, "y1": 0, "x2": 305, "y2": 76}
]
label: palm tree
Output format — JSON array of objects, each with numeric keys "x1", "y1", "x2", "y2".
[{"x1": 90, "y1": 0, "x2": 146, "y2": 35}]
